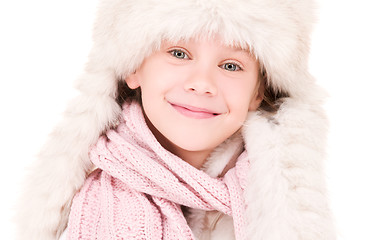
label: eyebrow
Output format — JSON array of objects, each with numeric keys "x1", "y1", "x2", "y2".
[
  {"x1": 228, "y1": 47, "x2": 255, "y2": 59},
  {"x1": 232, "y1": 47, "x2": 248, "y2": 53},
  {"x1": 222, "y1": 44, "x2": 246, "y2": 52},
  {"x1": 232, "y1": 47, "x2": 248, "y2": 52}
]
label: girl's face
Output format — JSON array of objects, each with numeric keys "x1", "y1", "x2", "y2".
[{"x1": 126, "y1": 37, "x2": 263, "y2": 168}]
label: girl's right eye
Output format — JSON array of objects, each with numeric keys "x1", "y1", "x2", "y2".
[{"x1": 169, "y1": 49, "x2": 189, "y2": 59}]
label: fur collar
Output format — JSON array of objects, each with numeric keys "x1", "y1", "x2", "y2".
[{"x1": 242, "y1": 97, "x2": 335, "y2": 239}]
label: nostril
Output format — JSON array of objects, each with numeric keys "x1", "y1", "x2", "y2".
[{"x1": 185, "y1": 83, "x2": 216, "y2": 96}]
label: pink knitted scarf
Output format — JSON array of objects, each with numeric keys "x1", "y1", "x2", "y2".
[{"x1": 67, "y1": 101, "x2": 249, "y2": 239}]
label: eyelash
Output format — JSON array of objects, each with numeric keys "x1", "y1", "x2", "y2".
[
  {"x1": 221, "y1": 62, "x2": 243, "y2": 72},
  {"x1": 169, "y1": 49, "x2": 190, "y2": 59},
  {"x1": 168, "y1": 49, "x2": 243, "y2": 72}
]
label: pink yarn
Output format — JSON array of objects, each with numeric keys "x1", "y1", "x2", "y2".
[{"x1": 67, "y1": 101, "x2": 249, "y2": 239}]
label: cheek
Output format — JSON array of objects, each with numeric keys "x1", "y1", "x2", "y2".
[
  {"x1": 220, "y1": 79, "x2": 258, "y2": 111},
  {"x1": 140, "y1": 64, "x2": 184, "y2": 92}
]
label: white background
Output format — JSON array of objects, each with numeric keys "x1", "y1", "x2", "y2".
[{"x1": 1, "y1": 0, "x2": 390, "y2": 239}]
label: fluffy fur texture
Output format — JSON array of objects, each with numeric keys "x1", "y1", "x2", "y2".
[{"x1": 15, "y1": 0, "x2": 336, "y2": 239}]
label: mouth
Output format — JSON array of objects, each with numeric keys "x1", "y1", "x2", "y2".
[{"x1": 169, "y1": 102, "x2": 222, "y2": 119}]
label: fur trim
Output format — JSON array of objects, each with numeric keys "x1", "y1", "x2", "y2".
[
  {"x1": 15, "y1": 0, "x2": 335, "y2": 239},
  {"x1": 90, "y1": 0, "x2": 317, "y2": 97},
  {"x1": 242, "y1": 86, "x2": 336, "y2": 239},
  {"x1": 15, "y1": 87, "x2": 121, "y2": 240}
]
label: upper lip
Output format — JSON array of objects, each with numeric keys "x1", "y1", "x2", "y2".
[{"x1": 169, "y1": 102, "x2": 222, "y2": 115}]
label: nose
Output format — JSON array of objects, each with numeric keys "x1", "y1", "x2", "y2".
[{"x1": 184, "y1": 69, "x2": 217, "y2": 96}]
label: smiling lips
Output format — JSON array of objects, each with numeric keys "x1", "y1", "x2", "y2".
[{"x1": 169, "y1": 102, "x2": 221, "y2": 119}]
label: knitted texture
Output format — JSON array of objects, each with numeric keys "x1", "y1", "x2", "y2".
[{"x1": 67, "y1": 101, "x2": 249, "y2": 239}]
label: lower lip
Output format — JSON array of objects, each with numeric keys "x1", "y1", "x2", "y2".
[{"x1": 170, "y1": 104, "x2": 218, "y2": 119}]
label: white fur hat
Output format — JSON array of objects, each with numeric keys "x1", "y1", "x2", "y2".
[{"x1": 16, "y1": 0, "x2": 335, "y2": 239}]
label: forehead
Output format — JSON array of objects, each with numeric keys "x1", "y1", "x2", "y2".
[{"x1": 160, "y1": 36, "x2": 256, "y2": 59}]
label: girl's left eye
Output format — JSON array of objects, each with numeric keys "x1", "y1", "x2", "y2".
[
  {"x1": 221, "y1": 63, "x2": 242, "y2": 71},
  {"x1": 169, "y1": 49, "x2": 189, "y2": 59}
]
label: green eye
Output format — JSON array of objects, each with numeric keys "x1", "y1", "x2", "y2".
[
  {"x1": 222, "y1": 63, "x2": 241, "y2": 71},
  {"x1": 170, "y1": 49, "x2": 188, "y2": 59}
]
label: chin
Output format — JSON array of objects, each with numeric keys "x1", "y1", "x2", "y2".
[{"x1": 171, "y1": 137, "x2": 221, "y2": 153}]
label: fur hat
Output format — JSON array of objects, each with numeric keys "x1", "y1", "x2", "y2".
[{"x1": 16, "y1": 0, "x2": 335, "y2": 239}]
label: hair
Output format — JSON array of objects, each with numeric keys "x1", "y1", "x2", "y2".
[
  {"x1": 258, "y1": 68, "x2": 289, "y2": 113},
  {"x1": 116, "y1": 80, "x2": 140, "y2": 106}
]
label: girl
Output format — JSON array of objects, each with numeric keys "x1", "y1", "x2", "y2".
[{"x1": 16, "y1": 0, "x2": 336, "y2": 239}]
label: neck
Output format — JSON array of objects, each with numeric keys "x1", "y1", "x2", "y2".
[{"x1": 168, "y1": 146, "x2": 212, "y2": 169}]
